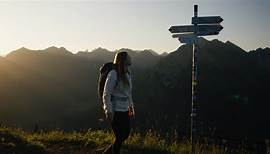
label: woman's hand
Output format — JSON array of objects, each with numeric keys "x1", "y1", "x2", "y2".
[{"x1": 129, "y1": 106, "x2": 135, "y2": 118}]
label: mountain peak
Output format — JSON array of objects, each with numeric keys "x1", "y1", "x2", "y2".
[
  {"x1": 249, "y1": 47, "x2": 270, "y2": 55},
  {"x1": 76, "y1": 47, "x2": 114, "y2": 60},
  {"x1": 138, "y1": 50, "x2": 155, "y2": 56},
  {"x1": 14, "y1": 47, "x2": 32, "y2": 53},
  {"x1": 91, "y1": 47, "x2": 111, "y2": 53},
  {"x1": 45, "y1": 46, "x2": 58, "y2": 51},
  {"x1": 116, "y1": 48, "x2": 134, "y2": 53},
  {"x1": 18, "y1": 47, "x2": 30, "y2": 51},
  {"x1": 44, "y1": 46, "x2": 73, "y2": 56},
  {"x1": 223, "y1": 40, "x2": 246, "y2": 53},
  {"x1": 6, "y1": 47, "x2": 34, "y2": 58},
  {"x1": 161, "y1": 52, "x2": 169, "y2": 56},
  {"x1": 142, "y1": 49, "x2": 159, "y2": 56}
]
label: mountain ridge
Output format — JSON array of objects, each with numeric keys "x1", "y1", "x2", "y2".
[
  {"x1": 5, "y1": 39, "x2": 252, "y2": 58},
  {"x1": 0, "y1": 39, "x2": 269, "y2": 141}
]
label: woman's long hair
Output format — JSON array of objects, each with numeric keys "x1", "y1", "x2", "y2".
[{"x1": 113, "y1": 52, "x2": 130, "y2": 86}]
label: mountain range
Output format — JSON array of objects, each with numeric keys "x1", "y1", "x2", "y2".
[{"x1": 0, "y1": 39, "x2": 269, "y2": 142}]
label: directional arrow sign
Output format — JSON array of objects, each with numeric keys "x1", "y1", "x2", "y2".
[
  {"x1": 169, "y1": 25, "x2": 194, "y2": 33},
  {"x1": 197, "y1": 31, "x2": 219, "y2": 36},
  {"x1": 179, "y1": 36, "x2": 199, "y2": 44},
  {"x1": 169, "y1": 24, "x2": 223, "y2": 33},
  {"x1": 197, "y1": 25, "x2": 223, "y2": 33},
  {"x1": 172, "y1": 33, "x2": 194, "y2": 38},
  {"x1": 172, "y1": 33, "x2": 198, "y2": 44},
  {"x1": 192, "y1": 16, "x2": 223, "y2": 24},
  {"x1": 172, "y1": 31, "x2": 219, "y2": 37}
]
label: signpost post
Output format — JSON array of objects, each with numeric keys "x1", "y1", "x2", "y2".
[
  {"x1": 168, "y1": 5, "x2": 223, "y2": 153},
  {"x1": 191, "y1": 6, "x2": 198, "y2": 153}
]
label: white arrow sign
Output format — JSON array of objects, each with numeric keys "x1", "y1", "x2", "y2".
[
  {"x1": 192, "y1": 16, "x2": 223, "y2": 24},
  {"x1": 169, "y1": 24, "x2": 223, "y2": 33},
  {"x1": 197, "y1": 31, "x2": 219, "y2": 36},
  {"x1": 173, "y1": 33, "x2": 198, "y2": 44},
  {"x1": 172, "y1": 31, "x2": 219, "y2": 37},
  {"x1": 169, "y1": 25, "x2": 194, "y2": 33},
  {"x1": 172, "y1": 33, "x2": 194, "y2": 38},
  {"x1": 179, "y1": 37, "x2": 197, "y2": 44}
]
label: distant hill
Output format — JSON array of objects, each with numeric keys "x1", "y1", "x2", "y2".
[
  {"x1": 142, "y1": 39, "x2": 270, "y2": 140},
  {"x1": 1, "y1": 46, "x2": 162, "y2": 130},
  {"x1": 0, "y1": 40, "x2": 269, "y2": 141},
  {"x1": 76, "y1": 47, "x2": 114, "y2": 62},
  {"x1": 161, "y1": 52, "x2": 169, "y2": 56},
  {"x1": 249, "y1": 47, "x2": 270, "y2": 72},
  {"x1": 76, "y1": 47, "x2": 161, "y2": 69}
]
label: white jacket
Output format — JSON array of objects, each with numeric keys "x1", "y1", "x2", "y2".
[{"x1": 102, "y1": 69, "x2": 134, "y2": 114}]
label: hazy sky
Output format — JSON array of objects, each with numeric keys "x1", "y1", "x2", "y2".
[{"x1": 0, "y1": 0, "x2": 269, "y2": 55}]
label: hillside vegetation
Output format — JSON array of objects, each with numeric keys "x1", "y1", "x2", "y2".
[{"x1": 1, "y1": 125, "x2": 268, "y2": 154}]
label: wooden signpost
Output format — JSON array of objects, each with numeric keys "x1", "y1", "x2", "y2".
[{"x1": 168, "y1": 5, "x2": 223, "y2": 153}]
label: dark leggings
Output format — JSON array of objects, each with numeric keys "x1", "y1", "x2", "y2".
[
  {"x1": 104, "y1": 111, "x2": 130, "y2": 154},
  {"x1": 112, "y1": 111, "x2": 130, "y2": 154}
]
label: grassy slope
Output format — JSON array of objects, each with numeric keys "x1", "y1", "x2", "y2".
[{"x1": 0, "y1": 126, "x2": 269, "y2": 154}]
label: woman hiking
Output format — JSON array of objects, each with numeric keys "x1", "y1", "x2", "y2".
[{"x1": 102, "y1": 51, "x2": 135, "y2": 154}]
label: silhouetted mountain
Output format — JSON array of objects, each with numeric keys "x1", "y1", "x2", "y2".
[
  {"x1": 249, "y1": 47, "x2": 270, "y2": 72},
  {"x1": 76, "y1": 47, "x2": 161, "y2": 69},
  {"x1": 144, "y1": 49, "x2": 159, "y2": 56},
  {"x1": 1, "y1": 46, "x2": 162, "y2": 129},
  {"x1": 133, "y1": 39, "x2": 270, "y2": 141},
  {"x1": 44, "y1": 46, "x2": 73, "y2": 56},
  {"x1": 0, "y1": 40, "x2": 269, "y2": 142},
  {"x1": 76, "y1": 47, "x2": 114, "y2": 62},
  {"x1": 161, "y1": 52, "x2": 169, "y2": 56}
]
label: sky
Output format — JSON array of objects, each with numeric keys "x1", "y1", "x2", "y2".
[{"x1": 0, "y1": 0, "x2": 269, "y2": 55}]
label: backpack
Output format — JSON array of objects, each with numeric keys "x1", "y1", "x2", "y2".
[{"x1": 98, "y1": 62, "x2": 117, "y2": 103}]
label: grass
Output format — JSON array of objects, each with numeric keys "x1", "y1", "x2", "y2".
[{"x1": 0, "y1": 125, "x2": 268, "y2": 154}]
